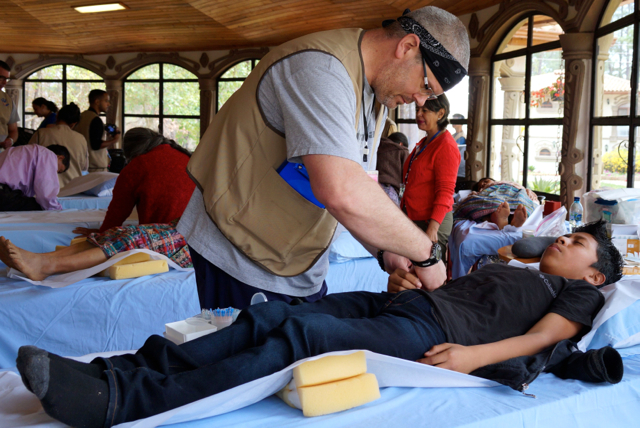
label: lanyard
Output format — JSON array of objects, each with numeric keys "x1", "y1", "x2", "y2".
[
  {"x1": 361, "y1": 88, "x2": 375, "y2": 163},
  {"x1": 403, "y1": 130, "x2": 440, "y2": 185}
]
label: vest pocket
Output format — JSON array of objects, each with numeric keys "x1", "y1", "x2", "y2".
[{"x1": 229, "y1": 167, "x2": 334, "y2": 271}]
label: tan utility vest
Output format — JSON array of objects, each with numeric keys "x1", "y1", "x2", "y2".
[
  {"x1": 76, "y1": 109, "x2": 109, "y2": 172},
  {"x1": 29, "y1": 124, "x2": 89, "y2": 188},
  {"x1": 188, "y1": 28, "x2": 385, "y2": 277},
  {"x1": 0, "y1": 91, "x2": 14, "y2": 137}
]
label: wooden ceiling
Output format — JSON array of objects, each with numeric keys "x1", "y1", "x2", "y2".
[{"x1": 2, "y1": 0, "x2": 502, "y2": 54}]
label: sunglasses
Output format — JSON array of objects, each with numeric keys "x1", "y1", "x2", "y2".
[{"x1": 419, "y1": 58, "x2": 443, "y2": 100}]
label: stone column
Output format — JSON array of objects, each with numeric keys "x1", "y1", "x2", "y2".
[
  {"x1": 199, "y1": 78, "x2": 216, "y2": 137},
  {"x1": 466, "y1": 56, "x2": 491, "y2": 181},
  {"x1": 591, "y1": 33, "x2": 614, "y2": 191},
  {"x1": 559, "y1": 32, "x2": 594, "y2": 209},
  {"x1": 4, "y1": 79, "x2": 23, "y2": 125},
  {"x1": 105, "y1": 78, "x2": 123, "y2": 147},
  {"x1": 498, "y1": 76, "x2": 525, "y2": 182}
]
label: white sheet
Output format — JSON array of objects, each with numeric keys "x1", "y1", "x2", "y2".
[
  {"x1": 6, "y1": 249, "x2": 192, "y2": 289},
  {"x1": 0, "y1": 350, "x2": 497, "y2": 428},
  {"x1": 58, "y1": 172, "x2": 119, "y2": 197}
]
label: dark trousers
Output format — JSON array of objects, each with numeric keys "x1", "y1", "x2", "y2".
[
  {"x1": 98, "y1": 290, "x2": 446, "y2": 425},
  {"x1": 0, "y1": 184, "x2": 42, "y2": 211},
  {"x1": 190, "y1": 245, "x2": 328, "y2": 310}
]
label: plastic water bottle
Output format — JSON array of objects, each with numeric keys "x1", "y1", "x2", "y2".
[{"x1": 569, "y1": 197, "x2": 583, "y2": 230}]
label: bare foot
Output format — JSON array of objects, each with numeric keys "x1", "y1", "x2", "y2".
[
  {"x1": 3, "y1": 239, "x2": 49, "y2": 281},
  {"x1": 0, "y1": 237, "x2": 17, "y2": 269},
  {"x1": 511, "y1": 204, "x2": 528, "y2": 228},
  {"x1": 490, "y1": 201, "x2": 510, "y2": 230}
]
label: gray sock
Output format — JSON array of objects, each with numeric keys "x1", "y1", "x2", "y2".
[{"x1": 16, "y1": 350, "x2": 50, "y2": 400}]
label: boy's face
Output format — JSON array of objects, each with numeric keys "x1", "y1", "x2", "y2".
[{"x1": 539, "y1": 232, "x2": 604, "y2": 285}]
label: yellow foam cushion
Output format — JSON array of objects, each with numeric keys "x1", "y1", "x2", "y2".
[
  {"x1": 70, "y1": 237, "x2": 87, "y2": 246},
  {"x1": 55, "y1": 245, "x2": 68, "y2": 251},
  {"x1": 298, "y1": 373, "x2": 380, "y2": 417},
  {"x1": 108, "y1": 260, "x2": 168, "y2": 280},
  {"x1": 97, "y1": 253, "x2": 152, "y2": 277},
  {"x1": 293, "y1": 351, "x2": 366, "y2": 388}
]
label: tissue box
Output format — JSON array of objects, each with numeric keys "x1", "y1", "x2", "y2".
[
  {"x1": 165, "y1": 319, "x2": 217, "y2": 345},
  {"x1": 612, "y1": 238, "x2": 640, "y2": 257}
]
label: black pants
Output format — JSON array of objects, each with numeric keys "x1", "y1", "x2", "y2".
[
  {"x1": 98, "y1": 290, "x2": 446, "y2": 425},
  {"x1": 0, "y1": 184, "x2": 42, "y2": 211}
]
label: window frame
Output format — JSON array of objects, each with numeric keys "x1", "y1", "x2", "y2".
[
  {"x1": 216, "y1": 59, "x2": 259, "y2": 113},
  {"x1": 122, "y1": 62, "x2": 200, "y2": 136},
  {"x1": 486, "y1": 13, "x2": 565, "y2": 199},
  {"x1": 22, "y1": 64, "x2": 104, "y2": 128},
  {"x1": 587, "y1": 1, "x2": 640, "y2": 189}
]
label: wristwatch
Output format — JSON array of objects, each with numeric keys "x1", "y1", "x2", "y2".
[{"x1": 410, "y1": 241, "x2": 442, "y2": 268}]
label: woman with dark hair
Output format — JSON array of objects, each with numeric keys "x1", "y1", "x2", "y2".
[
  {"x1": 32, "y1": 98, "x2": 59, "y2": 129},
  {"x1": 73, "y1": 128, "x2": 195, "y2": 235},
  {"x1": 400, "y1": 94, "x2": 460, "y2": 252}
]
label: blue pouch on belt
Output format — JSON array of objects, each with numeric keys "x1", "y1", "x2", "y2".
[{"x1": 277, "y1": 161, "x2": 325, "y2": 209}]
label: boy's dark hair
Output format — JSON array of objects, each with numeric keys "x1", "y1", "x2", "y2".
[
  {"x1": 32, "y1": 97, "x2": 59, "y2": 113},
  {"x1": 471, "y1": 177, "x2": 495, "y2": 192},
  {"x1": 574, "y1": 219, "x2": 624, "y2": 286},
  {"x1": 421, "y1": 94, "x2": 450, "y2": 131},
  {"x1": 56, "y1": 103, "x2": 81, "y2": 125},
  {"x1": 46, "y1": 144, "x2": 70, "y2": 172},
  {"x1": 89, "y1": 89, "x2": 107, "y2": 105},
  {"x1": 0, "y1": 60, "x2": 10, "y2": 72},
  {"x1": 388, "y1": 132, "x2": 409, "y2": 148}
]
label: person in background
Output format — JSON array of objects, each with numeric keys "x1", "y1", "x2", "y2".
[
  {"x1": 75, "y1": 89, "x2": 120, "y2": 172},
  {"x1": 451, "y1": 113, "x2": 466, "y2": 177},
  {"x1": 401, "y1": 94, "x2": 460, "y2": 253},
  {"x1": 73, "y1": 128, "x2": 195, "y2": 236},
  {"x1": 28, "y1": 103, "x2": 88, "y2": 188},
  {"x1": 0, "y1": 61, "x2": 19, "y2": 150},
  {"x1": 376, "y1": 132, "x2": 409, "y2": 205},
  {"x1": 388, "y1": 131, "x2": 409, "y2": 149},
  {"x1": 32, "y1": 98, "x2": 58, "y2": 129},
  {"x1": 0, "y1": 144, "x2": 69, "y2": 211}
]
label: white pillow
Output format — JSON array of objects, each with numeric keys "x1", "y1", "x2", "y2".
[
  {"x1": 83, "y1": 177, "x2": 117, "y2": 197},
  {"x1": 329, "y1": 230, "x2": 372, "y2": 263}
]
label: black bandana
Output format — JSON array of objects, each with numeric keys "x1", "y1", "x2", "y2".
[{"x1": 384, "y1": 13, "x2": 467, "y2": 92}]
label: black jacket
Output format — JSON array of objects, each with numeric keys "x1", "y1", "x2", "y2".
[{"x1": 471, "y1": 340, "x2": 624, "y2": 396}]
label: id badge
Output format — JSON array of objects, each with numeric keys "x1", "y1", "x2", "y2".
[{"x1": 398, "y1": 184, "x2": 405, "y2": 199}]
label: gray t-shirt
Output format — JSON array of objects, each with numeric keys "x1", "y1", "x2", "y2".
[
  {"x1": 178, "y1": 51, "x2": 385, "y2": 296},
  {"x1": 0, "y1": 92, "x2": 20, "y2": 142}
]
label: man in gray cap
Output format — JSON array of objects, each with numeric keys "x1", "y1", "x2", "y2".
[{"x1": 181, "y1": 6, "x2": 471, "y2": 309}]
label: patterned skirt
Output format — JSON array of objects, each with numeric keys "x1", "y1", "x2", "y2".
[{"x1": 87, "y1": 220, "x2": 192, "y2": 268}]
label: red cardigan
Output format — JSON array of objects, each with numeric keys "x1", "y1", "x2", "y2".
[
  {"x1": 100, "y1": 144, "x2": 195, "y2": 232},
  {"x1": 401, "y1": 130, "x2": 460, "y2": 224}
]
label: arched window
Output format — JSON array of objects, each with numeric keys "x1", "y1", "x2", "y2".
[
  {"x1": 489, "y1": 14, "x2": 564, "y2": 195},
  {"x1": 589, "y1": 0, "x2": 640, "y2": 189},
  {"x1": 23, "y1": 64, "x2": 105, "y2": 129},
  {"x1": 123, "y1": 63, "x2": 200, "y2": 150},
  {"x1": 539, "y1": 148, "x2": 551, "y2": 156},
  {"x1": 216, "y1": 59, "x2": 259, "y2": 112}
]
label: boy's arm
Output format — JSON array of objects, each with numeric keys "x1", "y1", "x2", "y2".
[{"x1": 418, "y1": 313, "x2": 582, "y2": 374}]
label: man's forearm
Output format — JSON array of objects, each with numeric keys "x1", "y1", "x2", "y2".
[
  {"x1": 100, "y1": 138, "x2": 117, "y2": 149},
  {"x1": 305, "y1": 155, "x2": 432, "y2": 262},
  {"x1": 8, "y1": 127, "x2": 18, "y2": 143}
]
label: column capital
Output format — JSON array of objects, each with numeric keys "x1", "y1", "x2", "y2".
[
  {"x1": 498, "y1": 76, "x2": 525, "y2": 92},
  {"x1": 560, "y1": 33, "x2": 594, "y2": 61},
  {"x1": 468, "y1": 56, "x2": 492, "y2": 77},
  {"x1": 104, "y1": 78, "x2": 123, "y2": 91}
]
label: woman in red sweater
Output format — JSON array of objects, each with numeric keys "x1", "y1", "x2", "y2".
[
  {"x1": 74, "y1": 128, "x2": 195, "y2": 235},
  {"x1": 401, "y1": 94, "x2": 460, "y2": 251}
]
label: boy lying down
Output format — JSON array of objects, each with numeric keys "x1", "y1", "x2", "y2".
[{"x1": 17, "y1": 220, "x2": 624, "y2": 428}]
